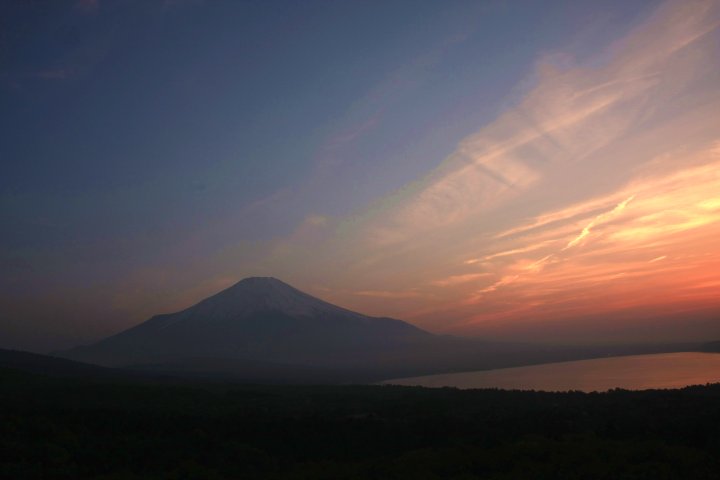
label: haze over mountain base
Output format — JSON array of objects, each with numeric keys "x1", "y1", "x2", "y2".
[{"x1": 56, "y1": 277, "x2": 702, "y2": 383}]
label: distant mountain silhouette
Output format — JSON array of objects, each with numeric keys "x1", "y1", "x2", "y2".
[
  {"x1": 0, "y1": 348, "x2": 385, "y2": 385},
  {"x1": 61, "y1": 277, "x2": 433, "y2": 369},
  {"x1": 57, "y1": 277, "x2": 701, "y2": 382},
  {"x1": 0, "y1": 348, "x2": 117, "y2": 379}
]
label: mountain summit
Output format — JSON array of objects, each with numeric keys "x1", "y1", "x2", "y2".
[
  {"x1": 176, "y1": 277, "x2": 370, "y2": 319},
  {"x1": 61, "y1": 277, "x2": 432, "y2": 369}
]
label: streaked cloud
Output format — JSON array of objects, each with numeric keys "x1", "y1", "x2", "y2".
[
  {"x1": 563, "y1": 195, "x2": 634, "y2": 250},
  {"x1": 430, "y1": 273, "x2": 492, "y2": 287},
  {"x1": 353, "y1": 290, "x2": 422, "y2": 299},
  {"x1": 235, "y1": 0, "x2": 720, "y2": 342}
]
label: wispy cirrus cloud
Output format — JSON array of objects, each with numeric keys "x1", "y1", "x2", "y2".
[
  {"x1": 461, "y1": 151, "x2": 720, "y2": 307},
  {"x1": 430, "y1": 273, "x2": 492, "y2": 287},
  {"x1": 239, "y1": 0, "x2": 720, "y2": 342},
  {"x1": 353, "y1": 290, "x2": 422, "y2": 299}
]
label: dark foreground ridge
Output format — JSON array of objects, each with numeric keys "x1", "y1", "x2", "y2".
[{"x1": 2, "y1": 362, "x2": 719, "y2": 479}]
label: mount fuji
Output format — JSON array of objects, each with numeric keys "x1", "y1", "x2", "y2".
[
  {"x1": 58, "y1": 277, "x2": 666, "y2": 382},
  {"x1": 60, "y1": 277, "x2": 436, "y2": 374}
]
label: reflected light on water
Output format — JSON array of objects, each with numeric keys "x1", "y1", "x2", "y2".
[{"x1": 385, "y1": 353, "x2": 720, "y2": 392}]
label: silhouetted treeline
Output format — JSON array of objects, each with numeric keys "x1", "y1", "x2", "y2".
[{"x1": 2, "y1": 367, "x2": 720, "y2": 479}]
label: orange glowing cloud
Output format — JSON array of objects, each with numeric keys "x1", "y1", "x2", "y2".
[{"x1": 235, "y1": 0, "x2": 720, "y2": 343}]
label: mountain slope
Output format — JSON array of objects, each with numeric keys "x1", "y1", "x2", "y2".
[
  {"x1": 61, "y1": 277, "x2": 433, "y2": 368},
  {"x1": 0, "y1": 349, "x2": 117, "y2": 378}
]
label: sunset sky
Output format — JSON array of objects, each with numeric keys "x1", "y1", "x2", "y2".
[{"x1": 2, "y1": 0, "x2": 719, "y2": 352}]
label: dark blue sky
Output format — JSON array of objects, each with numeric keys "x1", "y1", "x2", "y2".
[{"x1": 0, "y1": 0, "x2": 665, "y2": 351}]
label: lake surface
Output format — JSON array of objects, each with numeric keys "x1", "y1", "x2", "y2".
[{"x1": 384, "y1": 352, "x2": 720, "y2": 392}]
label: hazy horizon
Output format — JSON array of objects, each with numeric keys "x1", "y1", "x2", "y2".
[{"x1": 2, "y1": 0, "x2": 720, "y2": 353}]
